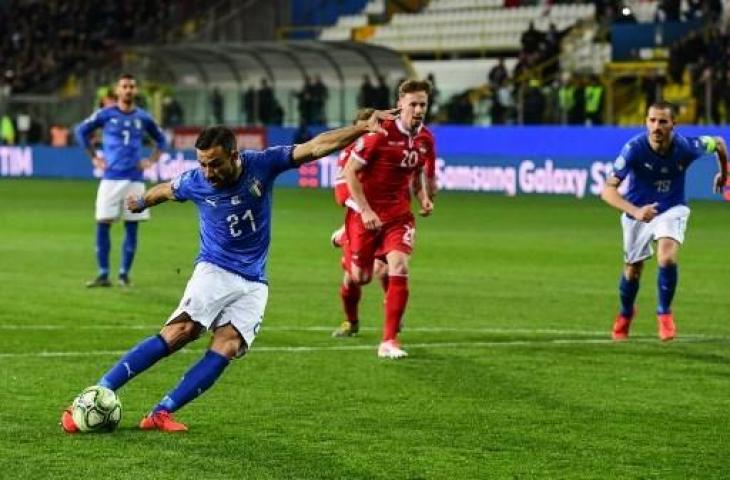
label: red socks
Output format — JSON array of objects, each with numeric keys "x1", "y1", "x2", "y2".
[
  {"x1": 383, "y1": 275, "x2": 408, "y2": 341},
  {"x1": 340, "y1": 283, "x2": 361, "y2": 324}
]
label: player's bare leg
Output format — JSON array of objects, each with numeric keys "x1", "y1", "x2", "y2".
[
  {"x1": 612, "y1": 261, "x2": 643, "y2": 340},
  {"x1": 656, "y1": 238, "x2": 679, "y2": 341},
  {"x1": 378, "y1": 251, "x2": 409, "y2": 359}
]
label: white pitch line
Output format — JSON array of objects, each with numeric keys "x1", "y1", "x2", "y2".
[
  {"x1": 0, "y1": 324, "x2": 724, "y2": 338},
  {"x1": 0, "y1": 336, "x2": 727, "y2": 359}
]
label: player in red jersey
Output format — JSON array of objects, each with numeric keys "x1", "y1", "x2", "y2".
[
  {"x1": 330, "y1": 108, "x2": 390, "y2": 338},
  {"x1": 331, "y1": 103, "x2": 438, "y2": 340},
  {"x1": 338, "y1": 79, "x2": 436, "y2": 358}
]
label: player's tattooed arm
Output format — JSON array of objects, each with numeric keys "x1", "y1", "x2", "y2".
[
  {"x1": 713, "y1": 136, "x2": 728, "y2": 193},
  {"x1": 126, "y1": 182, "x2": 174, "y2": 213}
]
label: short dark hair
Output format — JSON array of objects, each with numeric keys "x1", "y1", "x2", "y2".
[
  {"x1": 647, "y1": 101, "x2": 677, "y2": 118},
  {"x1": 353, "y1": 107, "x2": 375, "y2": 124},
  {"x1": 398, "y1": 79, "x2": 432, "y2": 97},
  {"x1": 195, "y1": 126, "x2": 237, "y2": 152},
  {"x1": 118, "y1": 73, "x2": 136, "y2": 82}
]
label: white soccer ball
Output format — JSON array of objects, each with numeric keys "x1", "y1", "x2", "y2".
[{"x1": 71, "y1": 386, "x2": 122, "y2": 432}]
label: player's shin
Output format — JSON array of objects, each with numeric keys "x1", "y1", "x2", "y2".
[
  {"x1": 152, "y1": 350, "x2": 229, "y2": 414},
  {"x1": 619, "y1": 275, "x2": 640, "y2": 317},
  {"x1": 383, "y1": 275, "x2": 409, "y2": 341},
  {"x1": 120, "y1": 221, "x2": 138, "y2": 276},
  {"x1": 98, "y1": 334, "x2": 170, "y2": 390},
  {"x1": 96, "y1": 223, "x2": 111, "y2": 276},
  {"x1": 657, "y1": 264, "x2": 678, "y2": 314},
  {"x1": 340, "y1": 283, "x2": 361, "y2": 324}
]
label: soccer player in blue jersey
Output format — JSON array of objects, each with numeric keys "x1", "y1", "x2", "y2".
[
  {"x1": 61, "y1": 109, "x2": 395, "y2": 433},
  {"x1": 601, "y1": 101, "x2": 727, "y2": 341},
  {"x1": 75, "y1": 73, "x2": 166, "y2": 288}
]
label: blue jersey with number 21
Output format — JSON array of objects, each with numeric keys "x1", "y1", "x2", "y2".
[
  {"x1": 611, "y1": 132, "x2": 716, "y2": 215},
  {"x1": 171, "y1": 145, "x2": 295, "y2": 284}
]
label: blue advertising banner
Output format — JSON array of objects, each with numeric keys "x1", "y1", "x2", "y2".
[{"x1": 2, "y1": 126, "x2": 728, "y2": 202}]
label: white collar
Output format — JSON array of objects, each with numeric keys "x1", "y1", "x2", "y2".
[{"x1": 395, "y1": 118, "x2": 422, "y2": 137}]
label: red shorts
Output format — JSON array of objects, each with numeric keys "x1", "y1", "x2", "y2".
[{"x1": 343, "y1": 210, "x2": 415, "y2": 276}]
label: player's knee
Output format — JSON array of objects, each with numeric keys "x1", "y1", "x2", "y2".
[
  {"x1": 349, "y1": 268, "x2": 372, "y2": 285},
  {"x1": 373, "y1": 261, "x2": 388, "y2": 278},
  {"x1": 624, "y1": 263, "x2": 643, "y2": 281},
  {"x1": 160, "y1": 315, "x2": 201, "y2": 350},
  {"x1": 211, "y1": 331, "x2": 246, "y2": 359},
  {"x1": 657, "y1": 255, "x2": 677, "y2": 268}
]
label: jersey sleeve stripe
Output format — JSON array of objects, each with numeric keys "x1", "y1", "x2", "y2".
[{"x1": 350, "y1": 151, "x2": 367, "y2": 165}]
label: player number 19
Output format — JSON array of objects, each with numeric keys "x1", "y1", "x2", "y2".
[
  {"x1": 226, "y1": 210, "x2": 256, "y2": 237},
  {"x1": 654, "y1": 180, "x2": 671, "y2": 193}
]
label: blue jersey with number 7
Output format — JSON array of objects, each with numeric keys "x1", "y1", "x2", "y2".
[{"x1": 75, "y1": 106, "x2": 166, "y2": 181}]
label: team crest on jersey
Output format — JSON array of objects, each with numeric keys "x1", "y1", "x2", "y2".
[
  {"x1": 135, "y1": 119, "x2": 142, "y2": 130},
  {"x1": 248, "y1": 178, "x2": 263, "y2": 197}
]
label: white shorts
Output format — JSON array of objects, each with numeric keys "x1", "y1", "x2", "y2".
[
  {"x1": 167, "y1": 262, "x2": 268, "y2": 355},
  {"x1": 95, "y1": 179, "x2": 150, "y2": 222},
  {"x1": 621, "y1": 205, "x2": 690, "y2": 264}
]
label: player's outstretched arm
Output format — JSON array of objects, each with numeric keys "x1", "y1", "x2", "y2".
[
  {"x1": 712, "y1": 136, "x2": 728, "y2": 193},
  {"x1": 126, "y1": 182, "x2": 175, "y2": 213},
  {"x1": 600, "y1": 176, "x2": 657, "y2": 222},
  {"x1": 291, "y1": 109, "x2": 398, "y2": 165}
]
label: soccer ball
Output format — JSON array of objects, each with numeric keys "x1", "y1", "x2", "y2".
[{"x1": 71, "y1": 386, "x2": 122, "y2": 432}]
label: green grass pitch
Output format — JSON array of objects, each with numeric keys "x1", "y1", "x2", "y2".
[{"x1": 0, "y1": 179, "x2": 728, "y2": 479}]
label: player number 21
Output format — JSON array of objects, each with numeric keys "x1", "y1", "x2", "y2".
[{"x1": 227, "y1": 210, "x2": 256, "y2": 237}]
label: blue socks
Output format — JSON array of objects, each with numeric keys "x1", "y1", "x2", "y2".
[
  {"x1": 153, "y1": 350, "x2": 230, "y2": 414},
  {"x1": 120, "y1": 221, "x2": 138, "y2": 277},
  {"x1": 96, "y1": 223, "x2": 111, "y2": 277},
  {"x1": 98, "y1": 335, "x2": 169, "y2": 391},
  {"x1": 619, "y1": 275, "x2": 639, "y2": 317},
  {"x1": 657, "y1": 264, "x2": 678, "y2": 314}
]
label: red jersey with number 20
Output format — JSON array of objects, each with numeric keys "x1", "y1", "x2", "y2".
[{"x1": 349, "y1": 119, "x2": 435, "y2": 221}]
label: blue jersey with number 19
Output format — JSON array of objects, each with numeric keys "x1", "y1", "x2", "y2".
[
  {"x1": 171, "y1": 145, "x2": 295, "y2": 284},
  {"x1": 611, "y1": 132, "x2": 717, "y2": 215}
]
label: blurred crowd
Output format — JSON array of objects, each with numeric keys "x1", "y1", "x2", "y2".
[{"x1": 0, "y1": 0, "x2": 194, "y2": 94}]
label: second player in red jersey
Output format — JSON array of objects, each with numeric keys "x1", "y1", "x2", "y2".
[{"x1": 341, "y1": 79, "x2": 436, "y2": 359}]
